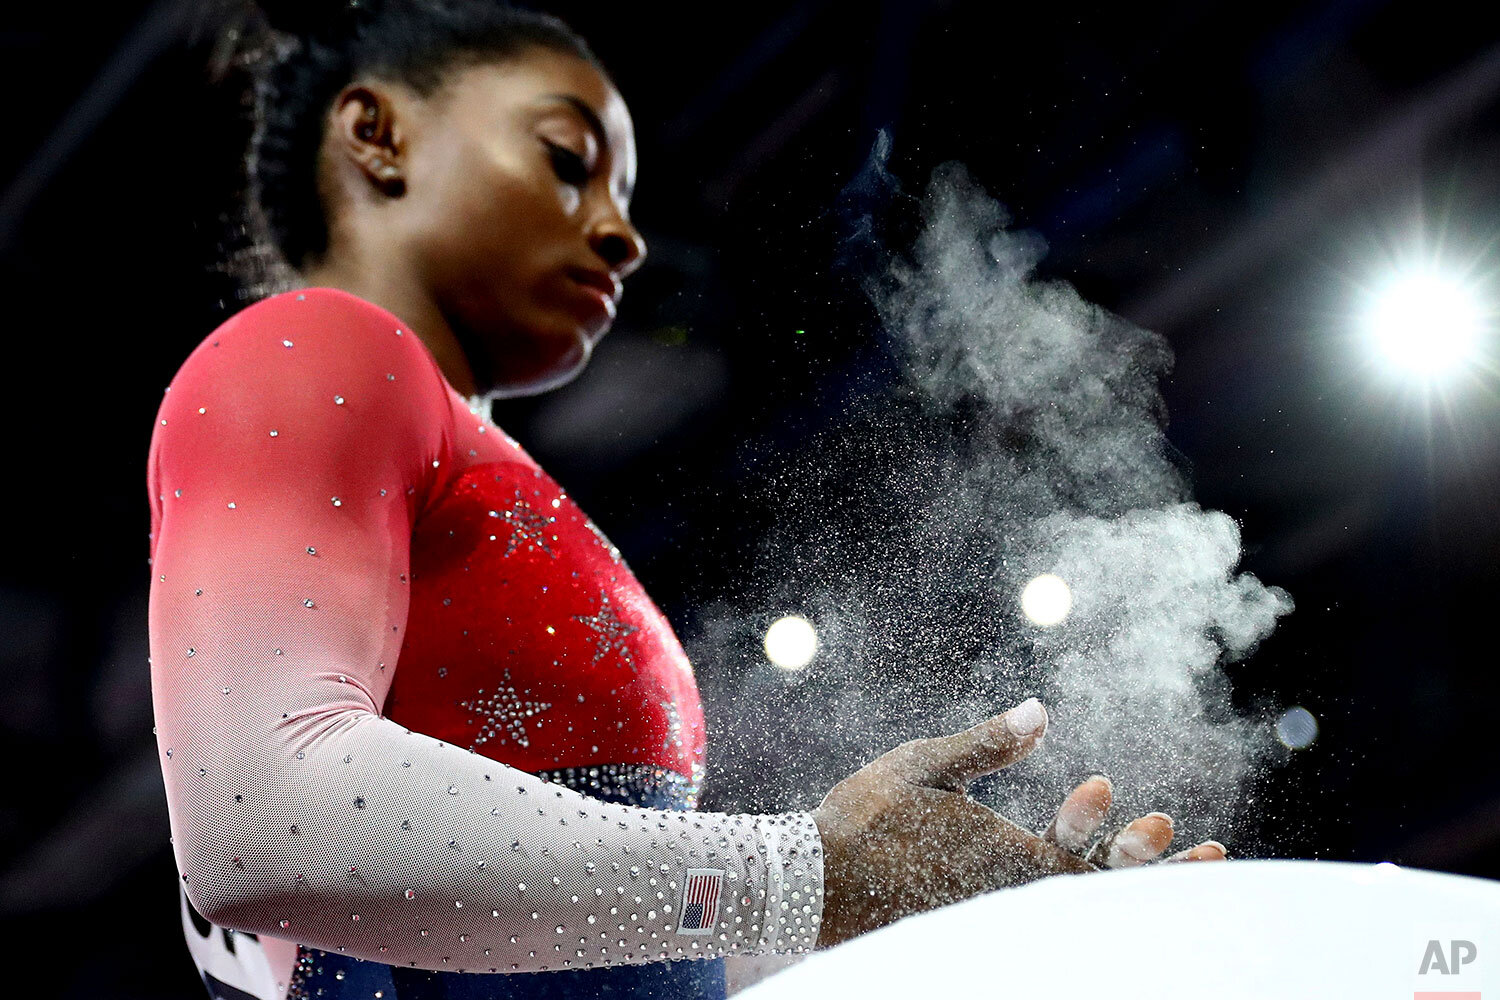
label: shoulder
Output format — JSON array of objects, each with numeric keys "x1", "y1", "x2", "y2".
[
  {"x1": 198, "y1": 287, "x2": 439, "y2": 378},
  {"x1": 225, "y1": 285, "x2": 410, "y2": 337},
  {"x1": 160, "y1": 287, "x2": 452, "y2": 416},
  {"x1": 152, "y1": 287, "x2": 456, "y2": 465}
]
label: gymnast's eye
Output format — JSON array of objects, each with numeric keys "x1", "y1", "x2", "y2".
[{"x1": 545, "y1": 142, "x2": 590, "y2": 188}]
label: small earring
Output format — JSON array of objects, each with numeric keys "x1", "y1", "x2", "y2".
[{"x1": 375, "y1": 165, "x2": 404, "y2": 198}]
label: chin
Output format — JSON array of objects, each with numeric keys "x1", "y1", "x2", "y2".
[{"x1": 482, "y1": 334, "x2": 593, "y2": 400}]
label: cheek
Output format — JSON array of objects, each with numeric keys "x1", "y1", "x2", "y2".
[{"x1": 412, "y1": 149, "x2": 553, "y2": 283}]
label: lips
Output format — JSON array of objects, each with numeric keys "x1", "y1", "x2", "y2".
[
  {"x1": 569, "y1": 281, "x2": 616, "y2": 322},
  {"x1": 564, "y1": 269, "x2": 615, "y2": 328},
  {"x1": 566, "y1": 268, "x2": 621, "y2": 303},
  {"x1": 564, "y1": 268, "x2": 620, "y2": 326}
]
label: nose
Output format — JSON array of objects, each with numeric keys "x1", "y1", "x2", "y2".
[{"x1": 589, "y1": 214, "x2": 647, "y2": 281}]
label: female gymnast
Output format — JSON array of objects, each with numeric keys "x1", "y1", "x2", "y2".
[{"x1": 147, "y1": 2, "x2": 1226, "y2": 998}]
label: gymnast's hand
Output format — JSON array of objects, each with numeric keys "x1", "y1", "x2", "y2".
[{"x1": 809, "y1": 697, "x2": 1227, "y2": 948}]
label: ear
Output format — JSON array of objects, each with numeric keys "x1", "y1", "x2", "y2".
[{"x1": 331, "y1": 84, "x2": 407, "y2": 198}]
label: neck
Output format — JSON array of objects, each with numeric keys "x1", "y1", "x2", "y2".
[{"x1": 299, "y1": 250, "x2": 479, "y2": 398}]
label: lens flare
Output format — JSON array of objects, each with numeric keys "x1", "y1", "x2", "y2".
[
  {"x1": 763, "y1": 615, "x2": 818, "y2": 670},
  {"x1": 1364, "y1": 270, "x2": 1483, "y2": 378},
  {"x1": 1020, "y1": 574, "x2": 1073, "y2": 627},
  {"x1": 1275, "y1": 706, "x2": 1319, "y2": 749}
]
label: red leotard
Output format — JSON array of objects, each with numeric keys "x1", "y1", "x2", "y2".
[{"x1": 146, "y1": 287, "x2": 822, "y2": 999}]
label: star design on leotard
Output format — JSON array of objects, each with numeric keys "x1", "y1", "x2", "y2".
[
  {"x1": 489, "y1": 490, "x2": 556, "y2": 558},
  {"x1": 573, "y1": 590, "x2": 639, "y2": 673},
  {"x1": 458, "y1": 670, "x2": 553, "y2": 749}
]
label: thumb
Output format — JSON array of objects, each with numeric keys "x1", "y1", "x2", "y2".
[{"x1": 902, "y1": 698, "x2": 1048, "y2": 791}]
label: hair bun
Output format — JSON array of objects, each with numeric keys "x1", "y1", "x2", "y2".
[
  {"x1": 192, "y1": 0, "x2": 383, "y2": 81},
  {"x1": 256, "y1": 0, "x2": 377, "y2": 40}
]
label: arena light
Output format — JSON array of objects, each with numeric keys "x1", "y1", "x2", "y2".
[
  {"x1": 1363, "y1": 269, "x2": 1484, "y2": 379},
  {"x1": 763, "y1": 615, "x2": 818, "y2": 670},
  {"x1": 1020, "y1": 573, "x2": 1072, "y2": 627},
  {"x1": 1275, "y1": 706, "x2": 1319, "y2": 749}
]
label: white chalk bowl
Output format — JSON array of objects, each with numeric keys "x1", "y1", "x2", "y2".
[{"x1": 741, "y1": 860, "x2": 1500, "y2": 1000}]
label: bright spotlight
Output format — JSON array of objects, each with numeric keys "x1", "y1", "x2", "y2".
[
  {"x1": 1364, "y1": 270, "x2": 1484, "y2": 378},
  {"x1": 1275, "y1": 706, "x2": 1319, "y2": 749},
  {"x1": 764, "y1": 615, "x2": 817, "y2": 670},
  {"x1": 1020, "y1": 574, "x2": 1072, "y2": 627}
]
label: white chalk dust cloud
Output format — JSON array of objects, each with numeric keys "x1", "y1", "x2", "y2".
[{"x1": 690, "y1": 132, "x2": 1292, "y2": 848}]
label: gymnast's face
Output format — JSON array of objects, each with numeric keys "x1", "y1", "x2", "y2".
[{"x1": 327, "y1": 48, "x2": 644, "y2": 397}]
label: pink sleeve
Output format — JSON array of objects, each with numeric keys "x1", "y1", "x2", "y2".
[{"x1": 146, "y1": 290, "x2": 823, "y2": 974}]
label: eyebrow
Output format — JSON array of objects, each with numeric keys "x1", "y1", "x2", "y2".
[{"x1": 540, "y1": 93, "x2": 634, "y2": 201}]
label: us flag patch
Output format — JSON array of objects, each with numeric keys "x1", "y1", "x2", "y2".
[{"x1": 676, "y1": 869, "x2": 724, "y2": 934}]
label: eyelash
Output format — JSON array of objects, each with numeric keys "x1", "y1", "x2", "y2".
[{"x1": 546, "y1": 143, "x2": 590, "y2": 187}]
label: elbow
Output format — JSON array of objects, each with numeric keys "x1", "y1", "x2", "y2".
[
  {"x1": 170, "y1": 800, "x2": 278, "y2": 933},
  {"x1": 180, "y1": 846, "x2": 290, "y2": 935},
  {"x1": 182, "y1": 873, "x2": 240, "y2": 932},
  {"x1": 179, "y1": 848, "x2": 263, "y2": 933}
]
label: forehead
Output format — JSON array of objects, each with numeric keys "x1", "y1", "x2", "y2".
[{"x1": 442, "y1": 51, "x2": 634, "y2": 155}]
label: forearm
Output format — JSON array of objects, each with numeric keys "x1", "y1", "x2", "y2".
[{"x1": 162, "y1": 697, "x2": 822, "y2": 973}]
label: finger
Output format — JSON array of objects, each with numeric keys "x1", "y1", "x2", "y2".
[
  {"x1": 1042, "y1": 774, "x2": 1113, "y2": 852},
  {"x1": 1088, "y1": 812, "x2": 1175, "y2": 868},
  {"x1": 902, "y1": 698, "x2": 1048, "y2": 791},
  {"x1": 916, "y1": 787, "x2": 1098, "y2": 908},
  {"x1": 1166, "y1": 840, "x2": 1227, "y2": 863},
  {"x1": 981, "y1": 811, "x2": 1099, "y2": 886}
]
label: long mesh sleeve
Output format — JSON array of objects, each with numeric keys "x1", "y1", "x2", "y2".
[{"x1": 146, "y1": 290, "x2": 823, "y2": 974}]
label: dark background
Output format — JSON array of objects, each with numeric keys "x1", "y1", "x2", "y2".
[{"x1": 3, "y1": 1, "x2": 1500, "y2": 995}]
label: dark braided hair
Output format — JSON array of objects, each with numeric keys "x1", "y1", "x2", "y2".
[{"x1": 195, "y1": 0, "x2": 606, "y2": 304}]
